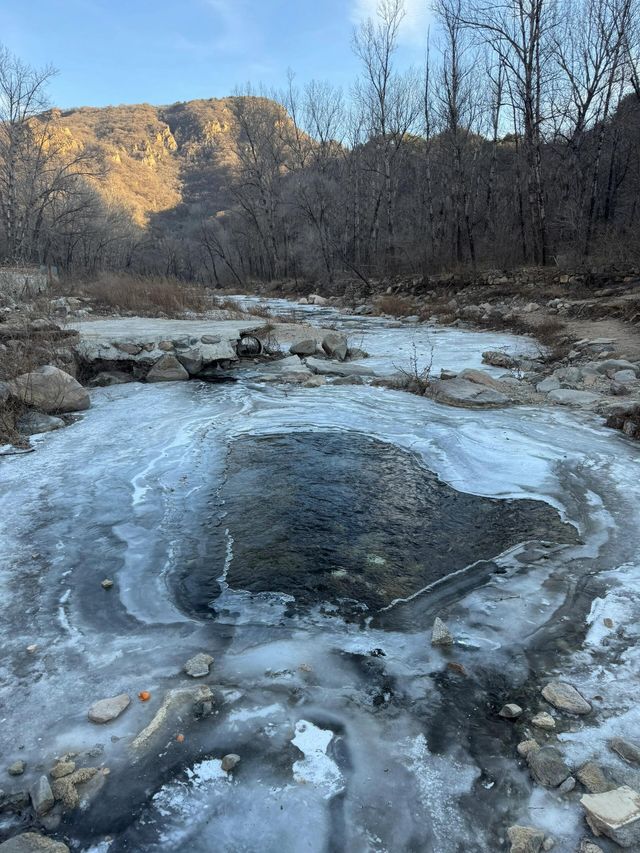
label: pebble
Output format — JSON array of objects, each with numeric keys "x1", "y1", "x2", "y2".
[
  {"x1": 221, "y1": 754, "x2": 240, "y2": 772},
  {"x1": 88, "y1": 693, "x2": 131, "y2": 724},
  {"x1": 517, "y1": 740, "x2": 540, "y2": 757},
  {"x1": 7, "y1": 761, "x2": 25, "y2": 777},
  {"x1": 101, "y1": 579, "x2": 114, "y2": 590},
  {"x1": 184, "y1": 653, "x2": 214, "y2": 678},
  {"x1": 531, "y1": 712, "x2": 556, "y2": 730},
  {"x1": 499, "y1": 703, "x2": 523, "y2": 719}
]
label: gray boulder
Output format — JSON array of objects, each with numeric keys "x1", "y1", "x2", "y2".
[
  {"x1": 29, "y1": 776, "x2": 54, "y2": 816},
  {"x1": 176, "y1": 348, "x2": 204, "y2": 375},
  {"x1": 613, "y1": 370, "x2": 637, "y2": 383},
  {"x1": 527, "y1": 746, "x2": 572, "y2": 788},
  {"x1": 430, "y1": 378, "x2": 510, "y2": 408},
  {"x1": 457, "y1": 368, "x2": 505, "y2": 390},
  {"x1": 16, "y1": 412, "x2": 65, "y2": 436},
  {"x1": 610, "y1": 737, "x2": 640, "y2": 765},
  {"x1": 322, "y1": 332, "x2": 348, "y2": 361},
  {"x1": 146, "y1": 355, "x2": 189, "y2": 383},
  {"x1": 581, "y1": 786, "x2": 640, "y2": 847},
  {"x1": 289, "y1": 339, "x2": 318, "y2": 357},
  {"x1": 536, "y1": 377, "x2": 561, "y2": 393},
  {"x1": 0, "y1": 833, "x2": 69, "y2": 852},
  {"x1": 542, "y1": 681, "x2": 591, "y2": 714},
  {"x1": 547, "y1": 389, "x2": 601, "y2": 406},
  {"x1": 482, "y1": 350, "x2": 518, "y2": 368},
  {"x1": 88, "y1": 693, "x2": 131, "y2": 723},
  {"x1": 9, "y1": 366, "x2": 90, "y2": 413}
]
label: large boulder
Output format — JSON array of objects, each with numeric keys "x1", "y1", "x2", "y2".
[
  {"x1": 430, "y1": 378, "x2": 510, "y2": 408},
  {"x1": 146, "y1": 355, "x2": 189, "y2": 383},
  {"x1": 581, "y1": 786, "x2": 640, "y2": 847},
  {"x1": 527, "y1": 746, "x2": 572, "y2": 788},
  {"x1": 0, "y1": 833, "x2": 69, "y2": 852},
  {"x1": 9, "y1": 366, "x2": 89, "y2": 413},
  {"x1": 176, "y1": 348, "x2": 204, "y2": 375},
  {"x1": 542, "y1": 681, "x2": 591, "y2": 714},
  {"x1": 289, "y1": 339, "x2": 318, "y2": 357},
  {"x1": 457, "y1": 368, "x2": 505, "y2": 390},
  {"x1": 322, "y1": 333, "x2": 348, "y2": 361}
]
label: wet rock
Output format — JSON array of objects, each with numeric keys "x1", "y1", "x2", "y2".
[
  {"x1": 289, "y1": 339, "x2": 317, "y2": 357},
  {"x1": 542, "y1": 681, "x2": 592, "y2": 714},
  {"x1": 430, "y1": 377, "x2": 510, "y2": 408},
  {"x1": 0, "y1": 833, "x2": 70, "y2": 852},
  {"x1": 184, "y1": 653, "x2": 214, "y2": 678},
  {"x1": 581, "y1": 785, "x2": 640, "y2": 847},
  {"x1": 322, "y1": 332, "x2": 348, "y2": 361},
  {"x1": 88, "y1": 693, "x2": 130, "y2": 723},
  {"x1": 146, "y1": 354, "x2": 189, "y2": 382},
  {"x1": 610, "y1": 737, "x2": 640, "y2": 765},
  {"x1": 0, "y1": 789, "x2": 29, "y2": 813},
  {"x1": 50, "y1": 767, "x2": 98, "y2": 809},
  {"x1": 547, "y1": 389, "x2": 601, "y2": 407},
  {"x1": 576, "y1": 762, "x2": 612, "y2": 794},
  {"x1": 517, "y1": 740, "x2": 540, "y2": 757},
  {"x1": 16, "y1": 413, "x2": 65, "y2": 436},
  {"x1": 305, "y1": 357, "x2": 374, "y2": 377},
  {"x1": 30, "y1": 775, "x2": 54, "y2": 815},
  {"x1": 431, "y1": 617, "x2": 453, "y2": 646},
  {"x1": 7, "y1": 761, "x2": 25, "y2": 776},
  {"x1": 499, "y1": 703, "x2": 523, "y2": 719},
  {"x1": 537, "y1": 377, "x2": 561, "y2": 393},
  {"x1": 482, "y1": 350, "x2": 518, "y2": 369},
  {"x1": 8, "y1": 366, "x2": 90, "y2": 413},
  {"x1": 50, "y1": 761, "x2": 75, "y2": 780},
  {"x1": 221, "y1": 754, "x2": 240, "y2": 772},
  {"x1": 527, "y1": 746, "x2": 572, "y2": 788},
  {"x1": 457, "y1": 368, "x2": 506, "y2": 390},
  {"x1": 507, "y1": 824, "x2": 545, "y2": 853},
  {"x1": 531, "y1": 712, "x2": 556, "y2": 730},
  {"x1": 558, "y1": 776, "x2": 576, "y2": 794}
]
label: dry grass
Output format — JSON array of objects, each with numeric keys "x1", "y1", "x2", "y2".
[
  {"x1": 374, "y1": 294, "x2": 416, "y2": 317},
  {"x1": 78, "y1": 274, "x2": 210, "y2": 316}
]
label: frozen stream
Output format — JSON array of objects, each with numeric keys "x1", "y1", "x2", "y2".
[{"x1": 1, "y1": 304, "x2": 639, "y2": 852}]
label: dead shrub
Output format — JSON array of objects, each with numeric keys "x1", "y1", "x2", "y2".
[
  {"x1": 374, "y1": 295, "x2": 416, "y2": 317},
  {"x1": 78, "y1": 274, "x2": 210, "y2": 316}
]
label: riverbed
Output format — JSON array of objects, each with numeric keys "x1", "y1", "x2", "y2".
[{"x1": 1, "y1": 303, "x2": 639, "y2": 852}]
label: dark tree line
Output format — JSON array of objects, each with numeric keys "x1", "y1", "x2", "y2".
[{"x1": 1, "y1": 0, "x2": 639, "y2": 288}]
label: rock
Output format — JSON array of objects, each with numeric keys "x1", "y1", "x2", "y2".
[
  {"x1": 308, "y1": 294, "x2": 328, "y2": 306},
  {"x1": 576, "y1": 761, "x2": 613, "y2": 794},
  {"x1": 0, "y1": 833, "x2": 70, "y2": 852},
  {"x1": 613, "y1": 370, "x2": 637, "y2": 383},
  {"x1": 146, "y1": 354, "x2": 189, "y2": 383},
  {"x1": 440, "y1": 369, "x2": 457, "y2": 380},
  {"x1": 0, "y1": 790, "x2": 29, "y2": 813},
  {"x1": 581, "y1": 786, "x2": 640, "y2": 847},
  {"x1": 531, "y1": 712, "x2": 556, "y2": 730},
  {"x1": 16, "y1": 412, "x2": 65, "y2": 436},
  {"x1": 347, "y1": 347, "x2": 368, "y2": 360},
  {"x1": 542, "y1": 681, "x2": 591, "y2": 715},
  {"x1": 547, "y1": 389, "x2": 601, "y2": 406},
  {"x1": 88, "y1": 693, "x2": 130, "y2": 723},
  {"x1": 431, "y1": 617, "x2": 453, "y2": 646},
  {"x1": 7, "y1": 761, "x2": 25, "y2": 776},
  {"x1": 507, "y1": 824, "x2": 545, "y2": 853},
  {"x1": 517, "y1": 740, "x2": 540, "y2": 757},
  {"x1": 597, "y1": 359, "x2": 638, "y2": 376},
  {"x1": 9, "y1": 366, "x2": 90, "y2": 413},
  {"x1": 221, "y1": 754, "x2": 240, "y2": 772},
  {"x1": 289, "y1": 339, "x2": 318, "y2": 357},
  {"x1": 430, "y1": 378, "x2": 510, "y2": 408},
  {"x1": 305, "y1": 357, "x2": 374, "y2": 377},
  {"x1": 184, "y1": 653, "x2": 214, "y2": 678},
  {"x1": 50, "y1": 761, "x2": 75, "y2": 780},
  {"x1": 482, "y1": 350, "x2": 518, "y2": 368},
  {"x1": 50, "y1": 767, "x2": 98, "y2": 809},
  {"x1": 30, "y1": 775, "x2": 54, "y2": 816},
  {"x1": 578, "y1": 840, "x2": 604, "y2": 853},
  {"x1": 537, "y1": 377, "x2": 561, "y2": 393},
  {"x1": 610, "y1": 737, "x2": 640, "y2": 765},
  {"x1": 158, "y1": 340, "x2": 174, "y2": 351},
  {"x1": 176, "y1": 348, "x2": 204, "y2": 375},
  {"x1": 457, "y1": 368, "x2": 505, "y2": 390},
  {"x1": 100, "y1": 579, "x2": 113, "y2": 590},
  {"x1": 527, "y1": 746, "x2": 572, "y2": 788},
  {"x1": 499, "y1": 703, "x2": 523, "y2": 719},
  {"x1": 321, "y1": 332, "x2": 348, "y2": 361},
  {"x1": 558, "y1": 776, "x2": 576, "y2": 794},
  {"x1": 88, "y1": 370, "x2": 133, "y2": 387}
]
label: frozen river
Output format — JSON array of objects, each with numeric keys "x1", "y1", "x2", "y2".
[{"x1": 1, "y1": 303, "x2": 639, "y2": 852}]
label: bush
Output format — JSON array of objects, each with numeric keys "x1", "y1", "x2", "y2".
[{"x1": 78, "y1": 274, "x2": 210, "y2": 316}]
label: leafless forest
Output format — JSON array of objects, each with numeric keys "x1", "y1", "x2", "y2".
[{"x1": 1, "y1": 0, "x2": 640, "y2": 289}]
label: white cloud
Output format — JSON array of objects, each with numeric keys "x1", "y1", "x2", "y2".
[{"x1": 350, "y1": 0, "x2": 430, "y2": 47}]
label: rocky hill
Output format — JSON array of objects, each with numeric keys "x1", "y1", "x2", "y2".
[{"x1": 40, "y1": 98, "x2": 272, "y2": 228}]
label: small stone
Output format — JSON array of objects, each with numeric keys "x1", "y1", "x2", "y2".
[
  {"x1": 30, "y1": 775, "x2": 54, "y2": 815},
  {"x1": 499, "y1": 703, "x2": 523, "y2": 719},
  {"x1": 8, "y1": 761, "x2": 25, "y2": 776},
  {"x1": 517, "y1": 740, "x2": 540, "y2": 757},
  {"x1": 26, "y1": 645, "x2": 38, "y2": 654},
  {"x1": 527, "y1": 746, "x2": 572, "y2": 788},
  {"x1": 431, "y1": 617, "x2": 453, "y2": 646},
  {"x1": 531, "y1": 712, "x2": 556, "y2": 730},
  {"x1": 581, "y1": 785, "x2": 640, "y2": 847},
  {"x1": 610, "y1": 737, "x2": 640, "y2": 765},
  {"x1": 542, "y1": 681, "x2": 592, "y2": 715},
  {"x1": 576, "y1": 761, "x2": 612, "y2": 794},
  {"x1": 578, "y1": 840, "x2": 604, "y2": 853},
  {"x1": 0, "y1": 833, "x2": 70, "y2": 852},
  {"x1": 184, "y1": 653, "x2": 214, "y2": 678},
  {"x1": 558, "y1": 776, "x2": 576, "y2": 794},
  {"x1": 50, "y1": 761, "x2": 75, "y2": 780},
  {"x1": 507, "y1": 824, "x2": 545, "y2": 853},
  {"x1": 541, "y1": 839, "x2": 554, "y2": 851},
  {"x1": 221, "y1": 754, "x2": 240, "y2": 772},
  {"x1": 88, "y1": 693, "x2": 130, "y2": 724},
  {"x1": 101, "y1": 579, "x2": 113, "y2": 590}
]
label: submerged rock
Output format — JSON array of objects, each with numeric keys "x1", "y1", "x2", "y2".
[
  {"x1": 531, "y1": 712, "x2": 556, "y2": 730},
  {"x1": 88, "y1": 693, "x2": 130, "y2": 724},
  {"x1": 0, "y1": 833, "x2": 70, "y2": 852},
  {"x1": 507, "y1": 824, "x2": 545, "y2": 853},
  {"x1": 527, "y1": 746, "x2": 572, "y2": 788},
  {"x1": 221, "y1": 754, "x2": 240, "y2": 772},
  {"x1": 184, "y1": 653, "x2": 214, "y2": 678},
  {"x1": 542, "y1": 681, "x2": 591, "y2": 715},
  {"x1": 431, "y1": 617, "x2": 453, "y2": 646},
  {"x1": 581, "y1": 785, "x2": 640, "y2": 847},
  {"x1": 576, "y1": 761, "x2": 613, "y2": 794}
]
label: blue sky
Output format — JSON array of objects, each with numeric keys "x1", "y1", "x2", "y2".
[{"x1": 0, "y1": 0, "x2": 429, "y2": 109}]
